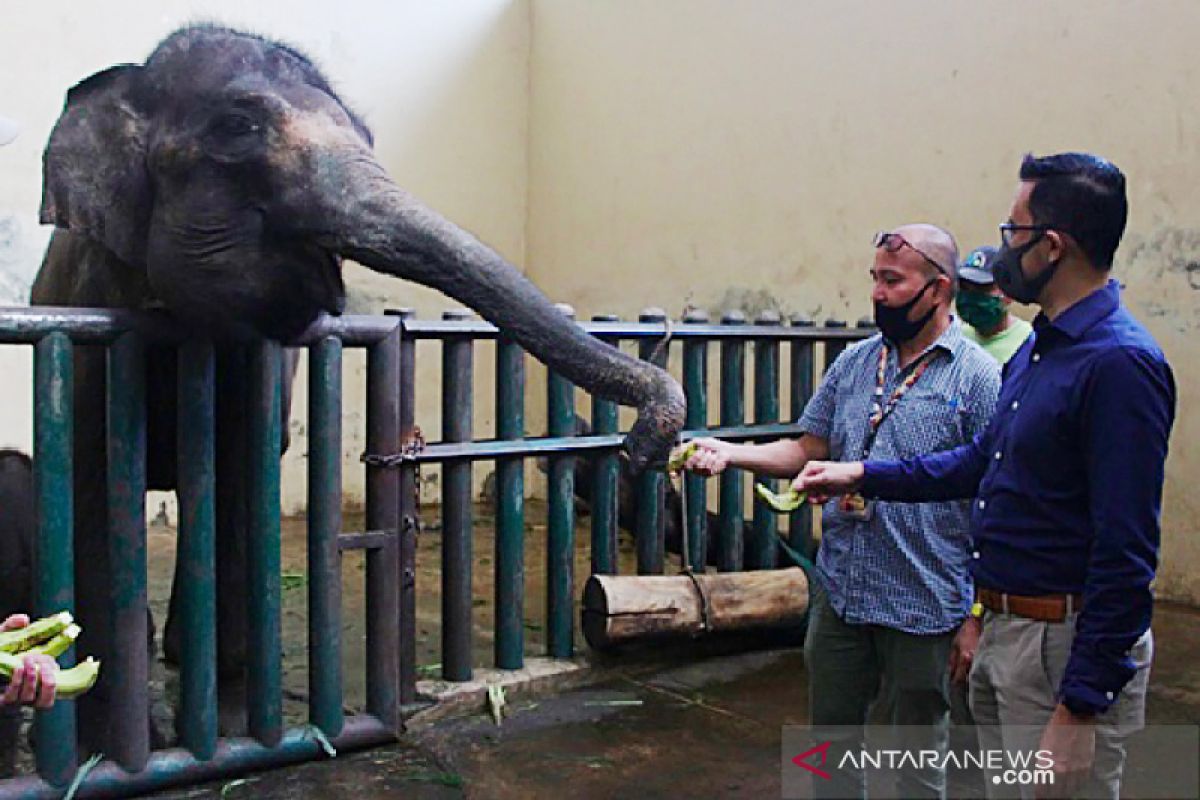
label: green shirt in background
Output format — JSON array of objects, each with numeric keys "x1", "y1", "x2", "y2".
[{"x1": 962, "y1": 316, "x2": 1032, "y2": 365}]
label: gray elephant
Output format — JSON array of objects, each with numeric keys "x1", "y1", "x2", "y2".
[{"x1": 31, "y1": 24, "x2": 684, "y2": 751}]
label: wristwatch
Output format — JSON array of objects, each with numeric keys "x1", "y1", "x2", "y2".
[{"x1": 970, "y1": 601, "x2": 984, "y2": 619}]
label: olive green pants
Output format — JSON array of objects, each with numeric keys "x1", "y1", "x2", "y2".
[{"x1": 803, "y1": 581, "x2": 954, "y2": 799}]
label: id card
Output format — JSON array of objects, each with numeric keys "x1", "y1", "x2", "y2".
[{"x1": 839, "y1": 493, "x2": 874, "y2": 521}]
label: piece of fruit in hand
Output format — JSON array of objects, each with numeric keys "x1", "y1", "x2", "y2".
[{"x1": 755, "y1": 483, "x2": 807, "y2": 512}]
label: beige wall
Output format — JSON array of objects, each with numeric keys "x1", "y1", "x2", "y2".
[
  {"x1": 1, "y1": 2, "x2": 1197, "y2": 603},
  {"x1": 525, "y1": 0, "x2": 1200, "y2": 603},
  {"x1": 0, "y1": 0, "x2": 532, "y2": 515}
]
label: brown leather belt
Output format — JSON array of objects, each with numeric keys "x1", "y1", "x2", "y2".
[{"x1": 977, "y1": 588, "x2": 1083, "y2": 623}]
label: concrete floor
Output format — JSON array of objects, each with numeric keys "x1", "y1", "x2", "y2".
[{"x1": 154, "y1": 600, "x2": 1200, "y2": 799}]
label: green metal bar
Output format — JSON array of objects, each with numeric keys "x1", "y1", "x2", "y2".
[
  {"x1": 247, "y1": 340, "x2": 283, "y2": 746},
  {"x1": 547, "y1": 304, "x2": 577, "y2": 658},
  {"x1": 2, "y1": 715, "x2": 397, "y2": 800},
  {"x1": 681, "y1": 309, "x2": 709, "y2": 571},
  {"x1": 823, "y1": 319, "x2": 848, "y2": 370},
  {"x1": 176, "y1": 339, "x2": 218, "y2": 760},
  {"x1": 366, "y1": 325, "x2": 401, "y2": 726},
  {"x1": 635, "y1": 307, "x2": 667, "y2": 575},
  {"x1": 441, "y1": 310, "x2": 474, "y2": 682},
  {"x1": 33, "y1": 332, "x2": 75, "y2": 785},
  {"x1": 388, "y1": 308, "x2": 418, "y2": 705},
  {"x1": 788, "y1": 316, "x2": 816, "y2": 555},
  {"x1": 107, "y1": 332, "x2": 150, "y2": 772},
  {"x1": 495, "y1": 335, "x2": 525, "y2": 669},
  {"x1": 718, "y1": 310, "x2": 745, "y2": 572},
  {"x1": 590, "y1": 314, "x2": 621, "y2": 576},
  {"x1": 308, "y1": 337, "x2": 344, "y2": 737},
  {"x1": 750, "y1": 311, "x2": 781, "y2": 569}
]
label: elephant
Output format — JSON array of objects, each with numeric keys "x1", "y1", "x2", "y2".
[{"x1": 30, "y1": 24, "x2": 684, "y2": 751}]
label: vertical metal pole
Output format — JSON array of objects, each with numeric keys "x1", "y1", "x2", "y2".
[
  {"x1": 176, "y1": 339, "x2": 217, "y2": 760},
  {"x1": 788, "y1": 316, "x2": 816, "y2": 556},
  {"x1": 33, "y1": 332, "x2": 75, "y2": 784},
  {"x1": 750, "y1": 311, "x2": 781, "y2": 570},
  {"x1": 635, "y1": 307, "x2": 668, "y2": 575},
  {"x1": 107, "y1": 332, "x2": 149, "y2": 772},
  {"x1": 495, "y1": 335, "x2": 525, "y2": 669},
  {"x1": 441, "y1": 309, "x2": 474, "y2": 682},
  {"x1": 308, "y1": 337, "x2": 344, "y2": 737},
  {"x1": 547, "y1": 304, "x2": 577, "y2": 659},
  {"x1": 824, "y1": 319, "x2": 848, "y2": 371},
  {"x1": 387, "y1": 308, "x2": 418, "y2": 705},
  {"x1": 367, "y1": 324, "x2": 402, "y2": 724},
  {"x1": 589, "y1": 314, "x2": 621, "y2": 576},
  {"x1": 718, "y1": 310, "x2": 745, "y2": 572},
  {"x1": 247, "y1": 340, "x2": 283, "y2": 746},
  {"x1": 681, "y1": 309, "x2": 709, "y2": 572}
]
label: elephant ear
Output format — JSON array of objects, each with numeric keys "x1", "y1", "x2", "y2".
[{"x1": 39, "y1": 64, "x2": 152, "y2": 267}]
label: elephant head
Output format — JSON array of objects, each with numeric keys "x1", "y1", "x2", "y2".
[{"x1": 37, "y1": 24, "x2": 683, "y2": 467}]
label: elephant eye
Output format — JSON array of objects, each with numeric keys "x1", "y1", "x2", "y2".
[{"x1": 211, "y1": 114, "x2": 261, "y2": 138}]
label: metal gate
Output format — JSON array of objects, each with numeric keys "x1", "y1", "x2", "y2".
[{"x1": 0, "y1": 304, "x2": 868, "y2": 797}]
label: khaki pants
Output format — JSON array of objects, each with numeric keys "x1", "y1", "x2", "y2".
[
  {"x1": 804, "y1": 582, "x2": 954, "y2": 799},
  {"x1": 969, "y1": 611, "x2": 1153, "y2": 799}
]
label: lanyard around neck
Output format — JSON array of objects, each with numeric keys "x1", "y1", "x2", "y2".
[{"x1": 861, "y1": 344, "x2": 939, "y2": 459}]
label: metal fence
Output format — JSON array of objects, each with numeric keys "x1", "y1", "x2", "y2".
[{"x1": 0, "y1": 304, "x2": 870, "y2": 798}]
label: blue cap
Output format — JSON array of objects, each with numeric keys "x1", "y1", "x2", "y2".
[{"x1": 959, "y1": 246, "x2": 998, "y2": 285}]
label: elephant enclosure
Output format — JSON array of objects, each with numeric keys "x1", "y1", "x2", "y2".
[{"x1": 143, "y1": 500, "x2": 639, "y2": 732}]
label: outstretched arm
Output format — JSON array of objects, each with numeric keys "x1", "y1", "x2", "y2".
[
  {"x1": 793, "y1": 433, "x2": 991, "y2": 503},
  {"x1": 677, "y1": 434, "x2": 829, "y2": 479}
]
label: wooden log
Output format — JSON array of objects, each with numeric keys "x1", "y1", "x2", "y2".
[{"x1": 581, "y1": 567, "x2": 809, "y2": 649}]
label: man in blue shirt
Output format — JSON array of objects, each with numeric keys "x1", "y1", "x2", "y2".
[
  {"x1": 678, "y1": 223, "x2": 1000, "y2": 798},
  {"x1": 795, "y1": 153, "x2": 1175, "y2": 799}
]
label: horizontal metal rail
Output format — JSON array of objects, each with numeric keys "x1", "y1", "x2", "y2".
[
  {"x1": 399, "y1": 317, "x2": 870, "y2": 341},
  {"x1": 2, "y1": 715, "x2": 395, "y2": 799},
  {"x1": 388, "y1": 423, "x2": 808, "y2": 464},
  {"x1": 0, "y1": 307, "x2": 400, "y2": 346}
]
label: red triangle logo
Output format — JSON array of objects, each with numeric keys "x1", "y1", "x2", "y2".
[{"x1": 791, "y1": 741, "x2": 832, "y2": 779}]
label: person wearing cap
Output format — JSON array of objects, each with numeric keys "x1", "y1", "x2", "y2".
[
  {"x1": 675, "y1": 223, "x2": 1000, "y2": 799},
  {"x1": 794, "y1": 153, "x2": 1175, "y2": 798},
  {"x1": 956, "y1": 246, "x2": 1033, "y2": 365},
  {"x1": 0, "y1": 117, "x2": 59, "y2": 711}
]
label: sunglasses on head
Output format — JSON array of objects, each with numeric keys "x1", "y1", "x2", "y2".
[{"x1": 872, "y1": 231, "x2": 950, "y2": 276}]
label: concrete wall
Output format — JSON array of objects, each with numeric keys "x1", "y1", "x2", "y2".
[
  {"x1": 524, "y1": 0, "x2": 1200, "y2": 603},
  {"x1": 0, "y1": 0, "x2": 532, "y2": 515}
]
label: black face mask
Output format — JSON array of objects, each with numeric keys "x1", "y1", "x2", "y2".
[
  {"x1": 994, "y1": 234, "x2": 1060, "y2": 304},
  {"x1": 873, "y1": 277, "x2": 938, "y2": 344}
]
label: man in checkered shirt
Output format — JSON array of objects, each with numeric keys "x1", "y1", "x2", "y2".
[{"x1": 680, "y1": 223, "x2": 1000, "y2": 799}]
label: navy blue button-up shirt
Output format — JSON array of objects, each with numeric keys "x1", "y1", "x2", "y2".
[{"x1": 861, "y1": 281, "x2": 1175, "y2": 715}]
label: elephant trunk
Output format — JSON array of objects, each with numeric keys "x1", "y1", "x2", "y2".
[{"x1": 320, "y1": 176, "x2": 685, "y2": 470}]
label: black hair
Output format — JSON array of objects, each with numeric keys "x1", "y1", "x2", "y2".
[{"x1": 1019, "y1": 152, "x2": 1127, "y2": 269}]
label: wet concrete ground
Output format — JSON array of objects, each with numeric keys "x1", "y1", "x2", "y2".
[{"x1": 151, "y1": 601, "x2": 1200, "y2": 800}]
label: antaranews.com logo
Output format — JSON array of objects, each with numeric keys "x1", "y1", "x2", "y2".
[{"x1": 781, "y1": 724, "x2": 1199, "y2": 800}]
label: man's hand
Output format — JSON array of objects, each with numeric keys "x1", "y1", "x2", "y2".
[
  {"x1": 676, "y1": 437, "x2": 735, "y2": 477},
  {"x1": 1035, "y1": 704, "x2": 1096, "y2": 799},
  {"x1": 0, "y1": 615, "x2": 59, "y2": 709},
  {"x1": 948, "y1": 616, "x2": 981, "y2": 684},
  {"x1": 791, "y1": 460, "x2": 865, "y2": 502}
]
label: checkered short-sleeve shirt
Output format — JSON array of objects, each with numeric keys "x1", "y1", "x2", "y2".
[{"x1": 799, "y1": 321, "x2": 1000, "y2": 634}]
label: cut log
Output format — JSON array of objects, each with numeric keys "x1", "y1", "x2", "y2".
[{"x1": 581, "y1": 567, "x2": 809, "y2": 649}]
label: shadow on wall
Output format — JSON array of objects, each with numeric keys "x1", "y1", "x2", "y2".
[{"x1": 0, "y1": 214, "x2": 51, "y2": 305}]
